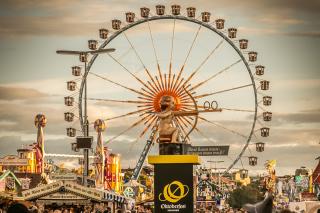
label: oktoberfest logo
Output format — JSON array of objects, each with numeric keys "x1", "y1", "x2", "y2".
[{"x1": 159, "y1": 180, "x2": 189, "y2": 203}]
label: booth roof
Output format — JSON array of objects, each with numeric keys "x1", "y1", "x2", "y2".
[{"x1": 0, "y1": 170, "x2": 21, "y2": 186}]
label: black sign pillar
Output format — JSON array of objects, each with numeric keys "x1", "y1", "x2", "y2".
[{"x1": 148, "y1": 155, "x2": 200, "y2": 213}]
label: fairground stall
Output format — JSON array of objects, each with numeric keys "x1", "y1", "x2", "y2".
[{"x1": 21, "y1": 180, "x2": 132, "y2": 212}]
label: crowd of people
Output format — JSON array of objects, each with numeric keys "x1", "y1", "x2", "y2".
[
  {"x1": 0, "y1": 199, "x2": 305, "y2": 213},
  {"x1": 0, "y1": 202, "x2": 301, "y2": 213},
  {"x1": 0, "y1": 201, "x2": 124, "y2": 213}
]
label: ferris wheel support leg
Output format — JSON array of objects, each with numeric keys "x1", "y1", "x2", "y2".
[
  {"x1": 83, "y1": 148, "x2": 89, "y2": 185},
  {"x1": 131, "y1": 139, "x2": 153, "y2": 181},
  {"x1": 83, "y1": 60, "x2": 90, "y2": 186}
]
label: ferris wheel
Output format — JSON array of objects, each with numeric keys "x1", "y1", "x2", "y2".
[{"x1": 63, "y1": 4, "x2": 272, "y2": 178}]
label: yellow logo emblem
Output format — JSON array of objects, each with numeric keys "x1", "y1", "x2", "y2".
[{"x1": 159, "y1": 180, "x2": 189, "y2": 203}]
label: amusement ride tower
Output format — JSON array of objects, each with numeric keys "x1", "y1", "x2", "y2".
[
  {"x1": 34, "y1": 114, "x2": 47, "y2": 174},
  {"x1": 94, "y1": 119, "x2": 106, "y2": 188}
]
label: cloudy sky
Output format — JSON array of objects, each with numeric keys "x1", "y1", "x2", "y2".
[{"x1": 0, "y1": 0, "x2": 319, "y2": 176}]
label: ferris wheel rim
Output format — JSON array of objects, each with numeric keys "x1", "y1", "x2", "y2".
[{"x1": 78, "y1": 14, "x2": 258, "y2": 173}]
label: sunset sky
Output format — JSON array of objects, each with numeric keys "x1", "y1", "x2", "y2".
[{"x1": 0, "y1": 0, "x2": 319, "y2": 176}]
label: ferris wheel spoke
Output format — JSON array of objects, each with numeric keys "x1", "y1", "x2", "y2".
[
  {"x1": 106, "y1": 114, "x2": 152, "y2": 144},
  {"x1": 104, "y1": 107, "x2": 152, "y2": 122},
  {"x1": 180, "y1": 105, "x2": 197, "y2": 112},
  {"x1": 179, "y1": 89, "x2": 194, "y2": 101},
  {"x1": 138, "y1": 96, "x2": 154, "y2": 102},
  {"x1": 247, "y1": 145, "x2": 253, "y2": 156},
  {"x1": 88, "y1": 98, "x2": 149, "y2": 105},
  {"x1": 137, "y1": 103, "x2": 153, "y2": 108},
  {"x1": 169, "y1": 74, "x2": 176, "y2": 91},
  {"x1": 176, "y1": 116, "x2": 189, "y2": 128},
  {"x1": 179, "y1": 94, "x2": 193, "y2": 102},
  {"x1": 90, "y1": 72, "x2": 152, "y2": 98},
  {"x1": 199, "y1": 116, "x2": 247, "y2": 139},
  {"x1": 253, "y1": 133, "x2": 259, "y2": 141},
  {"x1": 157, "y1": 64, "x2": 165, "y2": 90},
  {"x1": 106, "y1": 53, "x2": 155, "y2": 94},
  {"x1": 127, "y1": 137, "x2": 141, "y2": 154},
  {"x1": 179, "y1": 116, "x2": 195, "y2": 141},
  {"x1": 176, "y1": 81, "x2": 193, "y2": 97},
  {"x1": 175, "y1": 117, "x2": 190, "y2": 141},
  {"x1": 139, "y1": 116, "x2": 158, "y2": 137},
  {"x1": 179, "y1": 116, "x2": 194, "y2": 129},
  {"x1": 182, "y1": 104, "x2": 204, "y2": 109},
  {"x1": 147, "y1": 80, "x2": 161, "y2": 94},
  {"x1": 257, "y1": 119, "x2": 264, "y2": 127},
  {"x1": 221, "y1": 108, "x2": 254, "y2": 113},
  {"x1": 141, "y1": 87, "x2": 156, "y2": 97},
  {"x1": 155, "y1": 75, "x2": 164, "y2": 91},
  {"x1": 147, "y1": 21, "x2": 160, "y2": 72},
  {"x1": 189, "y1": 59, "x2": 242, "y2": 91},
  {"x1": 182, "y1": 39, "x2": 224, "y2": 88},
  {"x1": 173, "y1": 77, "x2": 185, "y2": 94},
  {"x1": 168, "y1": 19, "x2": 176, "y2": 89},
  {"x1": 257, "y1": 91, "x2": 267, "y2": 97},
  {"x1": 173, "y1": 25, "x2": 202, "y2": 91},
  {"x1": 258, "y1": 105, "x2": 266, "y2": 112},
  {"x1": 129, "y1": 121, "x2": 160, "y2": 155},
  {"x1": 194, "y1": 127, "x2": 217, "y2": 144},
  {"x1": 147, "y1": 21, "x2": 165, "y2": 90},
  {"x1": 123, "y1": 32, "x2": 160, "y2": 94},
  {"x1": 179, "y1": 98, "x2": 196, "y2": 104},
  {"x1": 127, "y1": 118, "x2": 158, "y2": 153},
  {"x1": 194, "y1": 83, "x2": 253, "y2": 99},
  {"x1": 164, "y1": 74, "x2": 168, "y2": 90}
]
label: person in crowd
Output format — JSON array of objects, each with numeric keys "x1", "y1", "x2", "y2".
[
  {"x1": 7, "y1": 203, "x2": 29, "y2": 213},
  {"x1": 243, "y1": 192, "x2": 273, "y2": 213},
  {"x1": 280, "y1": 210, "x2": 293, "y2": 213}
]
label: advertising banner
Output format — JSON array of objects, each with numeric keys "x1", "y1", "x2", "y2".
[
  {"x1": 0, "y1": 156, "x2": 28, "y2": 166},
  {"x1": 187, "y1": 146, "x2": 229, "y2": 156},
  {"x1": 39, "y1": 192, "x2": 86, "y2": 200},
  {"x1": 154, "y1": 164, "x2": 194, "y2": 213},
  {"x1": 50, "y1": 173, "x2": 77, "y2": 181},
  {"x1": 22, "y1": 181, "x2": 63, "y2": 200},
  {"x1": 64, "y1": 182, "x2": 104, "y2": 200}
]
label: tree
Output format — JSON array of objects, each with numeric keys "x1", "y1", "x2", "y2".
[{"x1": 228, "y1": 183, "x2": 264, "y2": 208}]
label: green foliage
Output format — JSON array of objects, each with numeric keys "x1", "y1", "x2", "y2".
[{"x1": 228, "y1": 183, "x2": 264, "y2": 208}]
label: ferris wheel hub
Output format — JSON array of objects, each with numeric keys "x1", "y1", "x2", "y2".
[{"x1": 153, "y1": 89, "x2": 183, "y2": 112}]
